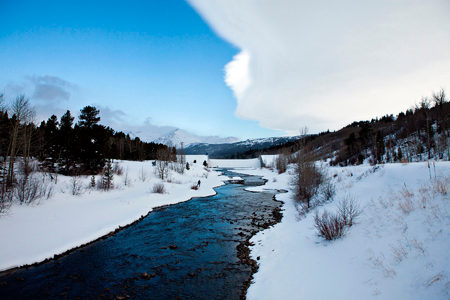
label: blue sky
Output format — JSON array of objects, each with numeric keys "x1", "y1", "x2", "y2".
[{"x1": 0, "y1": 0, "x2": 283, "y2": 140}]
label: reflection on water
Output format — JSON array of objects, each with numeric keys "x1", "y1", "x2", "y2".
[{"x1": 0, "y1": 170, "x2": 281, "y2": 300}]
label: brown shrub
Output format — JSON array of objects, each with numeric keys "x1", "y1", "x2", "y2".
[{"x1": 152, "y1": 183, "x2": 166, "y2": 194}]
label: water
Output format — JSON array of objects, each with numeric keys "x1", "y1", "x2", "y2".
[{"x1": 0, "y1": 170, "x2": 282, "y2": 299}]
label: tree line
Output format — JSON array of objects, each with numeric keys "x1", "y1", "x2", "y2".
[
  {"x1": 0, "y1": 94, "x2": 170, "y2": 200},
  {"x1": 266, "y1": 89, "x2": 449, "y2": 166}
]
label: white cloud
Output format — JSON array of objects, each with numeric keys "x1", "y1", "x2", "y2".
[
  {"x1": 225, "y1": 50, "x2": 251, "y2": 99},
  {"x1": 189, "y1": 0, "x2": 450, "y2": 134}
]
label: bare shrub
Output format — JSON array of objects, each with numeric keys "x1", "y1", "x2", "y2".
[
  {"x1": 14, "y1": 175, "x2": 52, "y2": 204},
  {"x1": 275, "y1": 154, "x2": 288, "y2": 174},
  {"x1": 314, "y1": 210, "x2": 345, "y2": 240},
  {"x1": 337, "y1": 195, "x2": 361, "y2": 226},
  {"x1": 71, "y1": 176, "x2": 83, "y2": 195},
  {"x1": 139, "y1": 166, "x2": 147, "y2": 182},
  {"x1": 152, "y1": 183, "x2": 166, "y2": 194},
  {"x1": 123, "y1": 168, "x2": 131, "y2": 186},
  {"x1": 371, "y1": 255, "x2": 397, "y2": 278},
  {"x1": 391, "y1": 242, "x2": 408, "y2": 263},
  {"x1": 432, "y1": 178, "x2": 447, "y2": 195},
  {"x1": 19, "y1": 158, "x2": 37, "y2": 177},
  {"x1": 191, "y1": 183, "x2": 199, "y2": 190},
  {"x1": 320, "y1": 181, "x2": 336, "y2": 203},
  {"x1": 398, "y1": 195, "x2": 414, "y2": 214},
  {"x1": 397, "y1": 185, "x2": 415, "y2": 214},
  {"x1": 170, "y1": 162, "x2": 185, "y2": 174},
  {"x1": 410, "y1": 238, "x2": 425, "y2": 255},
  {"x1": 155, "y1": 148, "x2": 171, "y2": 180},
  {"x1": 294, "y1": 158, "x2": 322, "y2": 210},
  {"x1": 113, "y1": 161, "x2": 123, "y2": 175}
]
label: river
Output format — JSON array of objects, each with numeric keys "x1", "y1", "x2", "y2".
[{"x1": 0, "y1": 170, "x2": 282, "y2": 299}]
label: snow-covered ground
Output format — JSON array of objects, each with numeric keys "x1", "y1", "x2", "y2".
[
  {"x1": 209, "y1": 158, "x2": 261, "y2": 168},
  {"x1": 236, "y1": 161, "x2": 450, "y2": 300},
  {"x1": 0, "y1": 158, "x2": 227, "y2": 272}
]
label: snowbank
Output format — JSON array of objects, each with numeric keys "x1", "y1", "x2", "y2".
[
  {"x1": 209, "y1": 158, "x2": 261, "y2": 168},
  {"x1": 0, "y1": 160, "x2": 226, "y2": 272},
  {"x1": 236, "y1": 161, "x2": 450, "y2": 300}
]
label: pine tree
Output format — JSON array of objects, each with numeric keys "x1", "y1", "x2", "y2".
[
  {"x1": 101, "y1": 159, "x2": 113, "y2": 191},
  {"x1": 90, "y1": 175, "x2": 96, "y2": 188},
  {"x1": 78, "y1": 106, "x2": 100, "y2": 128}
]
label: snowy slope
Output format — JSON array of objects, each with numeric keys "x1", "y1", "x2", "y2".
[
  {"x1": 236, "y1": 162, "x2": 450, "y2": 300},
  {"x1": 153, "y1": 128, "x2": 239, "y2": 146}
]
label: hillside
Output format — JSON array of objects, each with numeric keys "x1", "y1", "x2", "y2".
[
  {"x1": 192, "y1": 91, "x2": 449, "y2": 165},
  {"x1": 153, "y1": 129, "x2": 239, "y2": 146}
]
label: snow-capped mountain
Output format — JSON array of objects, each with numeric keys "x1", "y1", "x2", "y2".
[
  {"x1": 153, "y1": 129, "x2": 239, "y2": 146},
  {"x1": 183, "y1": 135, "x2": 302, "y2": 157}
]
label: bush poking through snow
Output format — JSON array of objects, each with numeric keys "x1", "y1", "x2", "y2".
[
  {"x1": 275, "y1": 154, "x2": 288, "y2": 174},
  {"x1": 320, "y1": 181, "x2": 336, "y2": 203},
  {"x1": 123, "y1": 168, "x2": 131, "y2": 186},
  {"x1": 432, "y1": 178, "x2": 447, "y2": 195},
  {"x1": 139, "y1": 166, "x2": 147, "y2": 182},
  {"x1": 314, "y1": 197, "x2": 361, "y2": 240},
  {"x1": 113, "y1": 161, "x2": 123, "y2": 175},
  {"x1": 314, "y1": 210, "x2": 346, "y2": 240},
  {"x1": 71, "y1": 176, "x2": 83, "y2": 195},
  {"x1": 337, "y1": 195, "x2": 361, "y2": 227},
  {"x1": 152, "y1": 183, "x2": 166, "y2": 194},
  {"x1": 294, "y1": 158, "x2": 323, "y2": 210},
  {"x1": 191, "y1": 183, "x2": 199, "y2": 190},
  {"x1": 14, "y1": 175, "x2": 53, "y2": 204}
]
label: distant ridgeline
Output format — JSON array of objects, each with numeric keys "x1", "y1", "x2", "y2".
[
  {"x1": 186, "y1": 90, "x2": 449, "y2": 165},
  {"x1": 0, "y1": 101, "x2": 169, "y2": 175}
]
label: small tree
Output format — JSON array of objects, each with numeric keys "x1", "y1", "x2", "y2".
[
  {"x1": 294, "y1": 157, "x2": 322, "y2": 210},
  {"x1": 186, "y1": 162, "x2": 190, "y2": 170},
  {"x1": 101, "y1": 159, "x2": 114, "y2": 190},
  {"x1": 90, "y1": 175, "x2": 96, "y2": 188},
  {"x1": 156, "y1": 148, "x2": 171, "y2": 180}
]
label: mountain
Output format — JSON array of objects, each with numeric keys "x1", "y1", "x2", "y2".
[
  {"x1": 153, "y1": 129, "x2": 239, "y2": 146},
  {"x1": 183, "y1": 135, "x2": 302, "y2": 158}
]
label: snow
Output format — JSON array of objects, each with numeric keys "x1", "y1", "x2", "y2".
[
  {"x1": 236, "y1": 161, "x2": 450, "y2": 300},
  {"x1": 0, "y1": 160, "x2": 227, "y2": 272},
  {"x1": 153, "y1": 128, "x2": 239, "y2": 146},
  {"x1": 209, "y1": 158, "x2": 261, "y2": 168},
  {"x1": 260, "y1": 154, "x2": 278, "y2": 168}
]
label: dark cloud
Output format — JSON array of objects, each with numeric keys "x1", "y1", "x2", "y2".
[
  {"x1": 28, "y1": 75, "x2": 75, "y2": 102},
  {"x1": 3, "y1": 75, "x2": 76, "y2": 103}
]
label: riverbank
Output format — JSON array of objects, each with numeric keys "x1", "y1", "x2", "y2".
[
  {"x1": 236, "y1": 161, "x2": 450, "y2": 300},
  {"x1": 0, "y1": 169, "x2": 282, "y2": 300},
  {"x1": 0, "y1": 159, "x2": 227, "y2": 272}
]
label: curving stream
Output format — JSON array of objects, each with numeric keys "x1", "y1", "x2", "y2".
[{"x1": 0, "y1": 170, "x2": 282, "y2": 299}]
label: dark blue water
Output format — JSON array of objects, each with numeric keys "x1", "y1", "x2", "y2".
[{"x1": 0, "y1": 170, "x2": 281, "y2": 300}]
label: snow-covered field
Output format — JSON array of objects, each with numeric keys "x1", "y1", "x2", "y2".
[
  {"x1": 0, "y1": 157, "x2": 227, "y2": 272},
  {"x1": 237, "y1": 161, "x2": 450, "y2": 300},
  {"x1": 209, "y1": 158, "x2": 261, "y2": 168}
]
